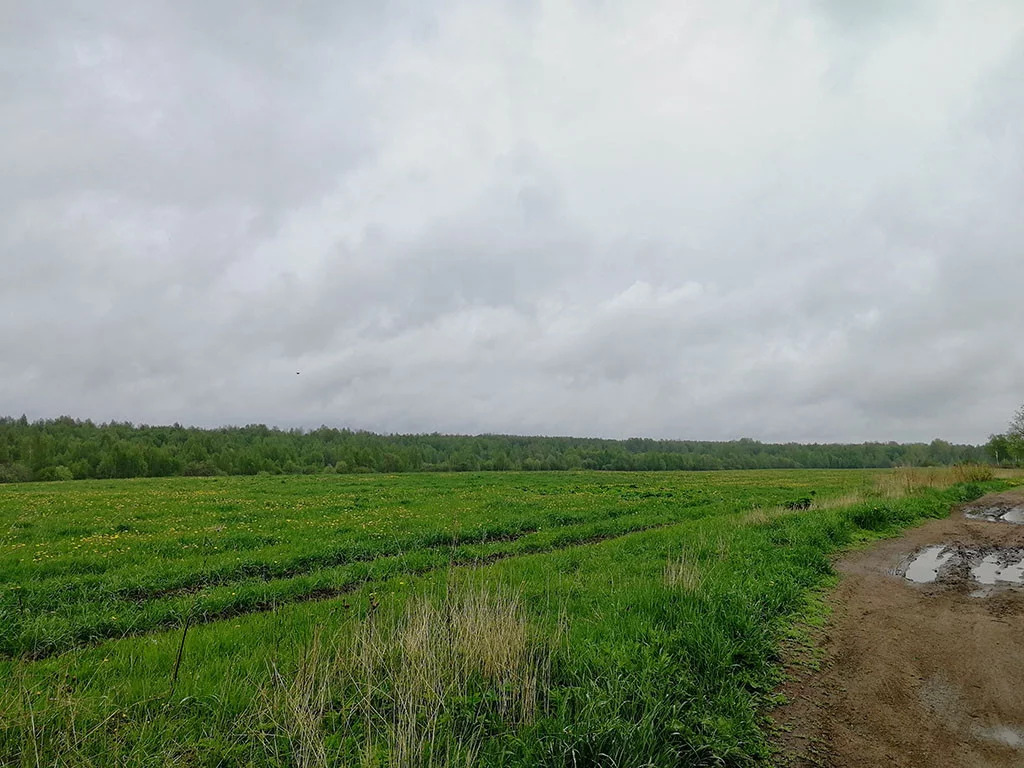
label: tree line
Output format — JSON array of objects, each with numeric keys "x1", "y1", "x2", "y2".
[{"x1": 0, "y1": 415, "x2": 997, "y2": 483}]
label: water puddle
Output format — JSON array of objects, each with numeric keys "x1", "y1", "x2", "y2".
[
  {"x1": 904, "y1": 546, "x2": 955, "y2": 583},
  {"x1": 965, "y1": 506, "x2": 1024, "y2": 524},
  {"x1": 903, "y1": 544, "x2": 1024, "y2": 589},
  {"x1": 971, "y1": 553, "x2": 1024, "y2": 586},
  {"x1": 1005, "y1": 507, "x2": 1024, "y2": 524},
  {"x1": 976, "y1": 725, "x2": 1024, "y2": 749}
]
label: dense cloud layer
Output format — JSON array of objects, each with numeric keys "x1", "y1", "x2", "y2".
[{"x1": 2, "y1": 0, "x2": 1022, "y2": 442}]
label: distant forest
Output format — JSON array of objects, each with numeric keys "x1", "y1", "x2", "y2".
[{"x1": 0, "y1": 415, "x2": 995, "y2": 483}]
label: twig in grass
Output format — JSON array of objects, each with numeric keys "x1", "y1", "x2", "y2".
[
  {"x1": 167, "y1": 612, "x2": 192, "y2": 701},
  {"x1": 21, "y1": 680, "x2": 41, "y2": 768}
]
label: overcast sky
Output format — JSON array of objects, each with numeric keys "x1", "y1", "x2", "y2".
[{"x1": 2, "y1": 1, "x2": 1022, "y2": 443}]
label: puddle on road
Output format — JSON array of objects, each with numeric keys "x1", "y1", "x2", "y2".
[
  {"x1": 902, "y1": 545, "x2": 1024, "y2": 588},
  {"x1": 1005, "y1": 507, "x2": 1024, "y2": 524},
  {"x1": 971, "y1": 553, "x2": 1024, "y2": 586},
  {"x1": 904, "y1": 546, "x2": 955, "y2": 583},
  {"x1": 977, "y1": 725, "x2": 1024, "y2": 749},
  {"x1": 965, "y1": 506, "x2": 1024, "y2": 524}
]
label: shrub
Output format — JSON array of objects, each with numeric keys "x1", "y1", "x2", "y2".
[
  {"x1": 954, "y1": 483, "x2": 984, "y2": 502},
  {"x1": 34, "y1": 465, "x2": 73, "y2": 482},
  {"x1": 849, "y1": 504, "x2": 891, "y2": 531},
  {"x1": 0, "y1": 462, "x2": 32, "y2": 483},
  {"x1": 952, "y1": 463, "x2": 994, "y2": 483}
]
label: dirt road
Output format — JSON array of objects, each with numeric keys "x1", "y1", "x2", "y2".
[{"x1": 772, "y1": 489, "x2": 1024, "y2": 767}]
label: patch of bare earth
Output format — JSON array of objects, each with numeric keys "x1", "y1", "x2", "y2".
[{"x1": 772, "y1": 489, "x2": 1024, "y2": 768}]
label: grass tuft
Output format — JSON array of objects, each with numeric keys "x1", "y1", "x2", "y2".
[
  {"x1": 258, "y1": 583, "x2": 550, "y2": 767},
  {"x1": 664, "y1": 555, "x2": 704, "y2": 593}
]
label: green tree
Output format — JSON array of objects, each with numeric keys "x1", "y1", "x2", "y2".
[
  {"x1": 1008, "y1": 404, "x2": 1024, "y2": 464},
  {"x1": 96, "y1": 440, "x2": 149, "y2": 478},
  {"x1": 986, "y1": 434, "x2": 1012, "y2": 464},
  {"x1": 1010, "y1": 404, "x2": 1024, "y2": 440}
]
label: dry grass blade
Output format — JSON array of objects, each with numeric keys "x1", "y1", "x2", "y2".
[
  {"x1": 260, "y1": 584, "x2": 548, "y2": 768},
  {"x1": 262, "y1": 633, "x2": 334, "y2": 768},
  {"x1": 810, "y1": 491, "x2": 865, "y2": 511},
  {"x1": 664, "y1": 555, "x2": 703, "y2": 593},
  {"x1": 951, "y1": 463, "x2": 995, "y2": 483},
  {"x1": 873, "y1": 464, "x2": 994, "y2": 498}
]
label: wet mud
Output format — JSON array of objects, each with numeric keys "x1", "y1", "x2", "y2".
[
  {"x1": 964, "y1": 492, "x2": 1024, "y2": 525},
  {"x1": 900, "y1": 544, "x2": 1024, "y2": 587},
  {"x1": 773, "y1": 488, "x2": 1024, "y2": 767}
]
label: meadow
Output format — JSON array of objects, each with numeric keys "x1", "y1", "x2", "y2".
[{"x1": 0, "y1": 468, "x2": 1010, "y2": 766}]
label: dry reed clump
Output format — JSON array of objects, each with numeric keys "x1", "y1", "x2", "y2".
[
  {"x1": 265, "y1": 633, "x2": 333, "y2": 768},
  {"x1": 809, "y1": 492, "x2": 865, "y2": 511},
  {"x1": 663, "y1": 555, "x2": 703, "y2": 593},
  {"x1": 379, "y1": 587, "x2": 541, "y2": 767},
  {"x1": 950, "y1": 463, "x2": 995, "y2": 483},
  {"x1": 873, "y1": 464, "x2": 994, "y2": 498},
  {"x1": 741, "y1": 507, "x2": 778, "y2": 526},
  {"x1": 262, "y1": 584, "x2": 551, "y2": 768}
]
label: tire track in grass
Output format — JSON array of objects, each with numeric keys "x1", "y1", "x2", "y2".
[
  {"x1": 8, "y1": 503, "x2": 730, "y2": 660},
  {"x1": 8, "y1": 497, "x2": 712, "y2": 606}
]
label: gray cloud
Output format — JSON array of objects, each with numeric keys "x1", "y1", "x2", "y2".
[{"x1": 2, "y1": 0, "x2": 1023, "y2": 443}]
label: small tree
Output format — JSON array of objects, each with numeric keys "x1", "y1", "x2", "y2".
[
  {"x1": 1010, "y1": 404, "x2": 1024, "y2": 440},
  {"x1": 985, "y1": 404, "x2": 1024, "y2": 466},
  {"x1": 1000, "y1": 404, "x2": 1024, "y2": 465},
  {"x1": 986, "y1": 433, "x2": 1011, "y2": 464}
]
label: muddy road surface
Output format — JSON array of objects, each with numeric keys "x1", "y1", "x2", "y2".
[{"x1": 773, "y1": 489, "x2": 1024, "y2": 767}]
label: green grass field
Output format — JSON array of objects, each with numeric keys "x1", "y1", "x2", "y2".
[{"x1": 0, "y1": 470, "x2": 1008, "y2": 766}]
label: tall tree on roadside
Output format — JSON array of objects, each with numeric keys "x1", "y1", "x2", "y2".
[
  {"x1": 1008, "y1": 404, "x2": 1024, "y2": 464},
  {"x1": 986, "y1": 433, "x2": 1010, "y2": 464},
  {"x1": 1010, "y1": 404, "x2": 1024, "y2": 440}
]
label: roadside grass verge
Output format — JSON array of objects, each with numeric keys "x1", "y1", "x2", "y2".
[
  {"x1": 873, "y1": 463, "x2": 995, "y2": 497},
  {"x1": 0, "y1": 478, "x2": 1007, "y2": 767}
]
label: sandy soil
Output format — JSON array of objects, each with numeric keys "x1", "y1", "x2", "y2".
[{"x1": 772, "y1": 489, "x2": 1024, "y2": 768}]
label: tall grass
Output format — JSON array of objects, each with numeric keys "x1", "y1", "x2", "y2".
[
  {"x1": 873, "y1": 464, "x2": 993, "y2": 497},
  {"x1": 260, "y1": 583, "x2": 552, "y2": 768},
  {"x1": 991, "y1": 466, "x2": 1024, "y2": 481},
  {"x1": 664, "y1": 554, "x2": 704, "y2": 593}
]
